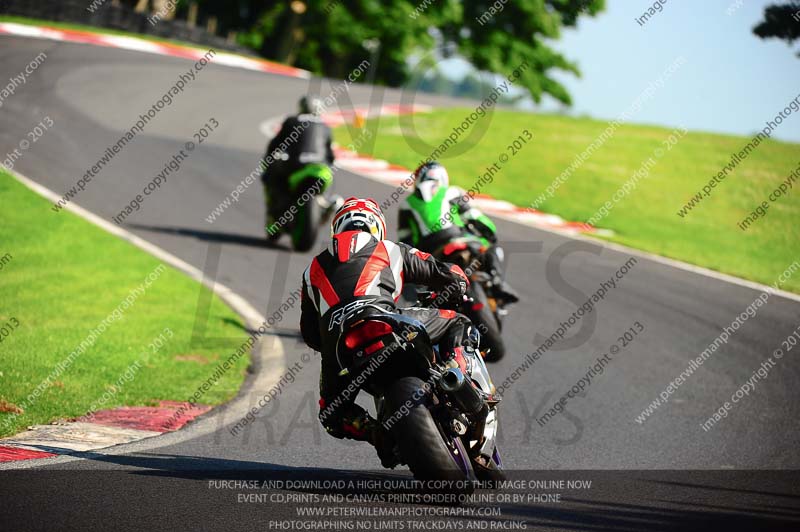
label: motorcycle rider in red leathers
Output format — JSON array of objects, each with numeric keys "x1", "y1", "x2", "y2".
[{"x1": 300, "y1": 197, "x2": 474, "y2": 467}]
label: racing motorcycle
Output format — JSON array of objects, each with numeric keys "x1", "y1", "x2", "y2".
[
  {"x1": 265, "y1": 162, "x2": 339, "y2": 252},
  {"x1": 334, "y1": 292, "x2": 505, "y2": 485},
  {"x1": 432, "y1": 237, "x2": 509, "y2": 362}
]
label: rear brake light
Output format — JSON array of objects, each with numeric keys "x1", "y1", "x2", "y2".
[
  {"x1": 344, "y1": 321, "x2": 392, "y2": 349},
  {"x1": 471, "y1": 302, "x2": 484, "y2": 311},
  {"x1": 443, "y1": 241, "x2": 469, "y2": 256},
  {"x1": 364, "y1": 341, "x2": 385, "y2": 355}
]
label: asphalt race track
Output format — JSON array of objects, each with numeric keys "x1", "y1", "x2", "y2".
[{"x1": 1, "y1": 36, "x2": 799, "y2": 531}]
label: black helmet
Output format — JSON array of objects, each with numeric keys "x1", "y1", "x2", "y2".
[{"x1": 299, "y1": 96, "x2": 323, "y2": 116}]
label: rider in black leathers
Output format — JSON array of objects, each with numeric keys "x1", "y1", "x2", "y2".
[{"x1": 262, "y1": 96, "x2": 335, "y2": 233}]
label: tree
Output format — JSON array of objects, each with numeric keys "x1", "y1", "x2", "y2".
[
  {"x1": 239, "y1": 1, "x2": 446, "y2": 85},
  {"x1": 753, "y1": 3, "x2": 800, "y2": 56},
  {"x1": 439, "y1": 0, "x2": 605, "y2": 104},
  {"x1": 186, "y1": 0, "x2": 606, "y2": 105}
]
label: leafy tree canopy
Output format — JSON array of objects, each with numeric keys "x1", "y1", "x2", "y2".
[
  {"x1": 753, "y1": 2, "x2": 800, "y2": 56},
  {"x1": 190, "y1": 0, "x2": 605, "y2": 104}
]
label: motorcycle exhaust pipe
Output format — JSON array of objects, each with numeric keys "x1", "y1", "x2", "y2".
[{"x1": 440, "y1": 368, "x2": 488, "y2": 419}]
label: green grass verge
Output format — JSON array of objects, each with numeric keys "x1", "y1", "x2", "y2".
[
  {"x1": 0, "y1": 171, "x2": 249, "y2": 437},
  {"x1": 334, "y1": 109, "x2": 800, "y2": 293},
  {"x1": 0, "y1": 15, "x2": 236, "y2": 54}
]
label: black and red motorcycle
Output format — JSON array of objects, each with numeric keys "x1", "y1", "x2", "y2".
[
  {"x1": 431, "y1": 238, "x2": 510, "y2": 362},
  {"x1": 334, "y1": 292, "x2": 505, "y2": 484}
]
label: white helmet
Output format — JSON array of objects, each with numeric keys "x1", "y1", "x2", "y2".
[
  {"x1": 413, "y1": 161, "x2": 450, "y2": 201},
  {"x1": 331, "y1": 197, "x2": 386, "y2": 241}
]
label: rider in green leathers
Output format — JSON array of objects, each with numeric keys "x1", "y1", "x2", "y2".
[{"x1": 397, "y1": 161, "x2": 518, "y2": 303}]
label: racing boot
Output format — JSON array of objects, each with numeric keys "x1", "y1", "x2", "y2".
[
  {"x1": 368, "y1": 424, "x2": 400, "y2": 469},
  {"x1": 488, "y1": 270, "x2": 519, "y2": 305}
]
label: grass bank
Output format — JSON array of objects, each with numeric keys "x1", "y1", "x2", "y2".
[
  {"x1": 334, "y1": 109, "x2": 800, "y2": 293},
  {"x1": 0, "y1": 171, "x2": 250, "y2": 437}
]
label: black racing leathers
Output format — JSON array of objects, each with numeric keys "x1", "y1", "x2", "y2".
[
  {"x1": 262, "y1": 114, "x2": 334, "y2": 219},
  {"x1": 300, "y1": 230, "x2": 470, "y2": 442}
]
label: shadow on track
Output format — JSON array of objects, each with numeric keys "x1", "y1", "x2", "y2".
[
  {"x1": 127, "y1": 223, "x2": 290, "y2": 250},
  {"x1": 7, "y1": 452, "x2": 799, "y2": 531}
]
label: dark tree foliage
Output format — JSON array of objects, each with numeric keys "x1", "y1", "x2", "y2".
[
  {"x1": 450, "y1": 0, "x2": 605, "y2": 104},
  {"x1": 179, "y1": 0, "x2": 605, "y2": 104},
  {"x1": 753, "y1": 3, "x2": 800, "y2": 55}
]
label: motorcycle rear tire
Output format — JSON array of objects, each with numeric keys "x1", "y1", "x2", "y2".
[
  {"x1": 292, "y1": 196, "x2": 321, "y2": 252},
  {"x1": 469, "y1": 283, "x2": 505, "y2": 362},
  {"x1": 385, "y1": 377, "x2": 474, "y2": 485}
]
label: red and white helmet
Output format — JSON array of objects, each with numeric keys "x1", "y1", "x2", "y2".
[{"x1": 331, "y1": 197, "x2": 386, "y2": 241}]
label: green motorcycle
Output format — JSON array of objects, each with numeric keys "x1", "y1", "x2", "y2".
[{"x1": 266, "y1": 163, "x2": 338, "y2": 252}]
